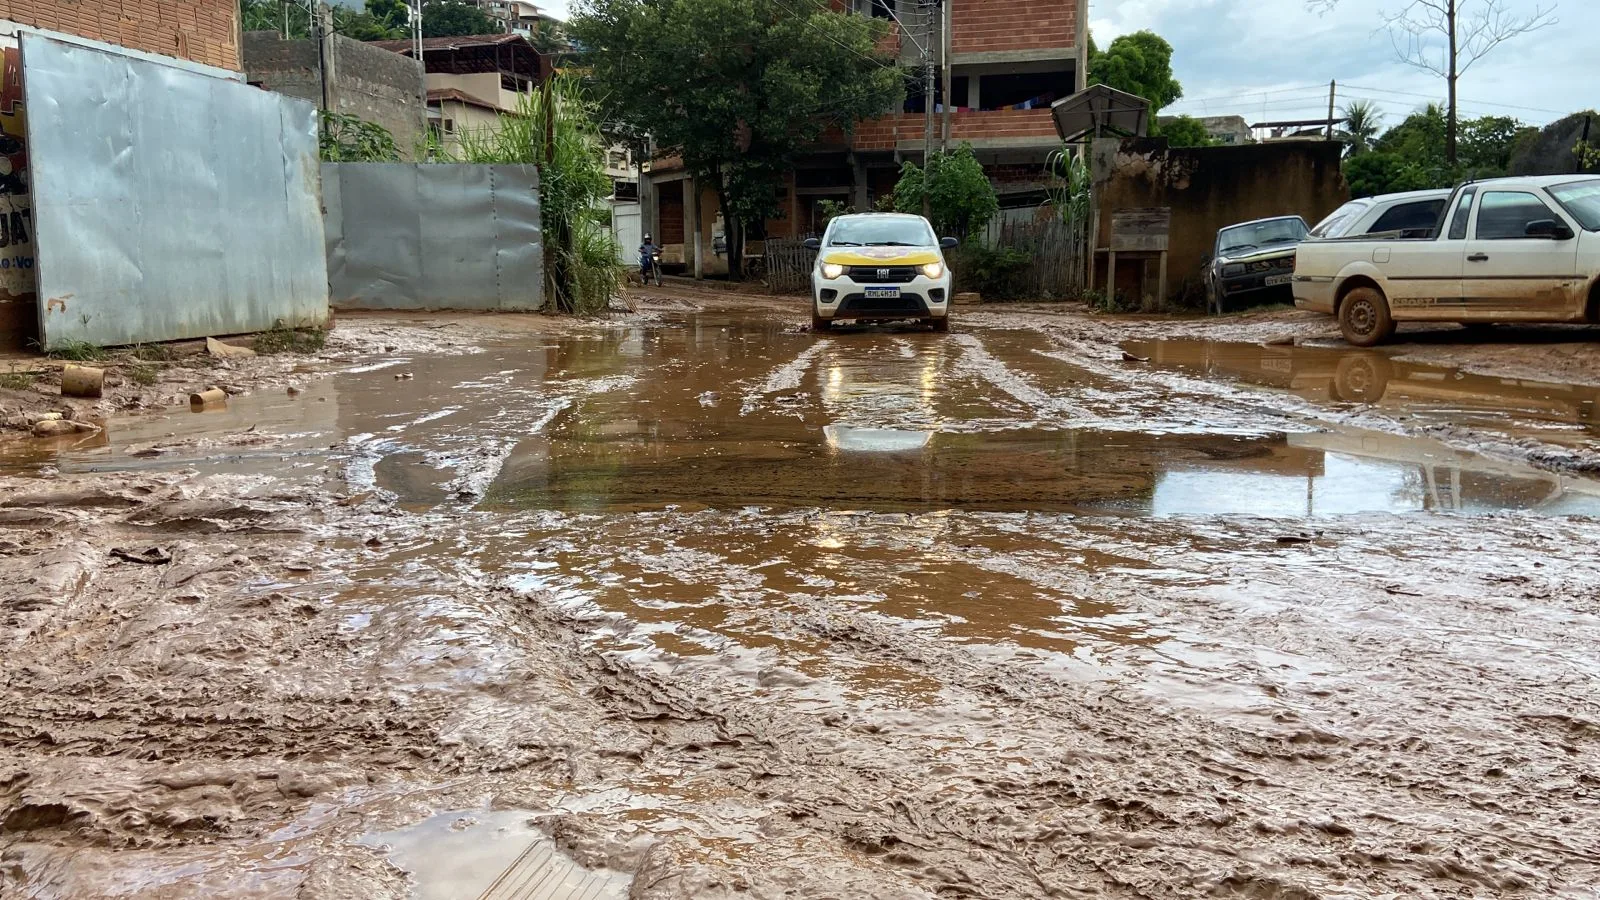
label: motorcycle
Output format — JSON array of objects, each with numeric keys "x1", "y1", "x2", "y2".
[{"x1": 641, "y1": 248, "x2": 664, "y2": 287}]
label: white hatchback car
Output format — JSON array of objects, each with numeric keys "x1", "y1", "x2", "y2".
[{"x1": 804, "y1": 213, "x2": 958, "y2": 332}]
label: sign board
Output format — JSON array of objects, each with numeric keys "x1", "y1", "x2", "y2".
[{"x1": 1109, "y1": 207, "x2": 1172, "y2": 253}]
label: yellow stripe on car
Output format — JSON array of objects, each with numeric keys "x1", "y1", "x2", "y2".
[{"x1": 822, "y1": 251, "x2": 942, "y2": 266}]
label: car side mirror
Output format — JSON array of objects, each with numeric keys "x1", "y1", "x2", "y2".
[
  {"x1": 803, "y1": 238, "x2": 821, "y2": 251},
  {"x1": 940, "y1": 237, "x2": 959, "y2": 249},
  {"x1": 1525, "y1": 219, "x2": 1574, "y2": 240}
]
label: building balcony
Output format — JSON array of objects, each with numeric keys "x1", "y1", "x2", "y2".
[{"x1": 848, "y1": 108, "x2": 1059, "y2": 153}]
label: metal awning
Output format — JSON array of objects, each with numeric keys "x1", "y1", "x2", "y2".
[{"x1": 1050, "y1": 84, "x2": 1151, "y2": 142}]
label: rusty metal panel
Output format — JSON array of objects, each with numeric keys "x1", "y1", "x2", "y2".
[
  {"x1": 22, "y1": 34, "x2": 327, "y2": 349},
  {"x1": 323, "y1": 163, "x2": 544, "y2": 311}
]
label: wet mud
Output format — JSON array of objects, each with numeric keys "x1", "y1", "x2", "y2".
[{"x1": 3, "y1": 300, "x2": 1600, "y2": 898}]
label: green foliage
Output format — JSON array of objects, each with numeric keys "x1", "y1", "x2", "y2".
[
  {"x1": 421, "y1": 0, "x2": 502, "y2": 37},
  {"x1": 893, "y1": 144, "x2": 999, "y2": 239},
  {"x1": 320, "y1": 112, "x2": 402, "y2": 162},
  {"x1": 1578, "y1": 139, "x2": 1600, "y2": 171},
  {"x1": 1088, "y1": 30, "x2": 1182, "y2": 112},
  {"x1": 953, "y1": 242, "x2": 1032, "y2": 302},
  {"x1": 0, "y1": 372, "x2": 35, "y2": 391},
  {"x1": 131, "y1": 343, "x2": 173, "y2": 362},
  {"x1": 1153, "y1": 115, "x2": 1215, "y2": 148},
  {"x1": 253, "y1": 324, "x2": 328, "y2": 356},
  {"x1": 47, "y1": 340, "x2": 107, "y2": 362},
  {"x1": 1341, "y1": 99, "x2": 1382, "y2": 156},
  {"x1": 1344, "y1": 104, "x2": 1534, "y2": 197},
  {"x1": 572, "y1": 0, "x2": 903, "y2": 279},
  {"x1": 437, "y1": 74, "x2": 622, "y2": 315},
  {"x1": 241, "y1": 0, "x2": 408, "y2": 41},
  {"x1": 816, "y1": 199, "x2": 855, "y2": 225},
  {"x1": 126, "y1": 364, "x2": 159, "y2": 387},
  {"x1": 1045, "y1": 146, "x2": 1091, "y2": 227}
]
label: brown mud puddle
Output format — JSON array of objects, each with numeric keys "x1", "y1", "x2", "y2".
[{"x1": 4, "y1": 314, "x2": 1597, "y2": 517}]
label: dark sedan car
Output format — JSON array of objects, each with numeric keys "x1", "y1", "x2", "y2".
[{"x1": 1202, "y1": 215, "x2": 1309, "y2": 314}]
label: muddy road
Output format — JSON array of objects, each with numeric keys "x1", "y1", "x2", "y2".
[{"x1": 3, "y1": 299, "x2": 1600, "y2": 899}]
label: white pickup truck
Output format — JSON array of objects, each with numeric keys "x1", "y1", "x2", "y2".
[{"x1": 1293, "y1": 175, "x2": 1600, "y2": 346}]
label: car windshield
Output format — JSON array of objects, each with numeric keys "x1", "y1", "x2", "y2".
[
  {"x1": 1218, "y1": 218, "x2": 1308, "y2": 255},
  {"x1": 827, "y1": 217, "x2": 936, "y2": 247},
  {"x1": 1310, "y1": 201, "x2": 1369, "y2": 238},
  {"x1": 1548, "y1": 180, "x2": 1600, "y2": 231}
]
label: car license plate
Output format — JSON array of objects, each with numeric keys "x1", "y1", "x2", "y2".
[
  {"x1": 864, "y1": 287, "x2": 901, "y2": 300},
  {"x1": 1265, "y1": 275, "x2": 1292, "y2": 286}
]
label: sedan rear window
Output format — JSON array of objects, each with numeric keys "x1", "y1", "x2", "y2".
[
  {"x1": 1310, "y1": 201, "x2": 1368, "y2": 238},
  {"x1": 827, "y1": 217, "x2": 936, "y2": 247}
]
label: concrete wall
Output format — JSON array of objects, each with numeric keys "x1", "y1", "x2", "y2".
[
  {"x1": 2, "y1": 0, "x2": 241, "y2": 70},
  {"x1": 244, "y1": 31, "x2": 426, "y2": 161},
  {"x1": 1092, "y1": 137, "x2": 1348, "y2": 306}
]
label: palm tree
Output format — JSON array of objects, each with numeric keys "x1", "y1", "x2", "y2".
[{"x1": 1342, "y1": 99, "x2": 1383, "y2": 157}]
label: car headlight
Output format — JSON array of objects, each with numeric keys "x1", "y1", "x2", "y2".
[
  {"x1": 1222, "y1": 264, "x2": 1245, "y2": 277},
  {"x1": 821, "y1": 262, "x2": 846, "y2": 280},
  {"x1": 920, "y1": 262, "x2": 944, "y2": 279}
]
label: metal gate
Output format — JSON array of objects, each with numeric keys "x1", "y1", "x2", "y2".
[
  {"x1": 323, "y1": 163, "x2": 544, "y2": 311},
  {"x1": 23, "y1": 34, "x2": 328, "y2": 349}
]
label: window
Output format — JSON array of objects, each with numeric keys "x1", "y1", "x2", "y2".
[
  {"x1": 826, "y1": 216, "x2": 936, "y2": 247},
  {"x1": 1548, "y1": 179, "x2": 1600, "y2": 231},
  {"x1": 1368, "y1": 199, "x2": 1446, "y2": 237},
  {"x1": 1216, "y1": 218, "x2": 1308, "y2": 256},
  {"x1": 1446, "y1": 187, "x2": 1476, "y2": 240},
  {"x1": 858, "y1": 0, "x2": 893, "y2": 19},
  {"x1": 1310, "y1": 200, "x2": 1369, "y2": 238},
  {"x1": 442, "y1": 119, "x2": 456, "y2": 135},
  {"x1": 1474, "y1": 191, "x2": 1562, "y2": 240}
]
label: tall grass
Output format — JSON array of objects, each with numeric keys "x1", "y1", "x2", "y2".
[{"x1": 437, "y1": 74, "x2": 621, "y2": 315}]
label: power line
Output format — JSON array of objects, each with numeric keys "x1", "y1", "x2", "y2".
[{"x1": 1342, "y1": 83, "x2": 1568, "y2": 116}]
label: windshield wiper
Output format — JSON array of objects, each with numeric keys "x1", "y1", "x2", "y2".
[
  {"x1": 829, "y1": 240, "x2": 863, "y2": 246},
  {"x1": 1260, "y1": 237, "x2": 1300, "y2": 245},
  {"x1": 865, "y1": 241, "x2": 919, "y2": 246}
]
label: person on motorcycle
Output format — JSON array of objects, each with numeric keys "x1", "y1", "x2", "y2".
[{"x1": 639, "y1": 234, "x2": 663, "y2": 285}]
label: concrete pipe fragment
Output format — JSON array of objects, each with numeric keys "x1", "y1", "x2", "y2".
[
  {"x1": 189, "y1": 387, "x2": 227, "y2": 408},
  {"x1": 61, "y1": 364, "x2": 105, "y2": 398}
]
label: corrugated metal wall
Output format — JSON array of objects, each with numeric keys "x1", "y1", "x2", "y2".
[
  {"x1": 323, "y1": 163, "x2": 544, "y2": 312},
  {"x1": 23, "y1": 33, "x2": 328, "y2": 349}
]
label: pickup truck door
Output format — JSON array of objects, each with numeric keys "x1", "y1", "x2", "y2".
[
  {"x1": 1381, "y1": 187, "x2": 1470, "y2": 313},
  {"x1": 1463, "y1": 189, "x2": 1583, "y2": 318}
]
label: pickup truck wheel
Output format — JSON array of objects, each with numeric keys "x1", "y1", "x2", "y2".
[
  {"x1": 811, "y1": 313, "x2": 831, "y2": 333},
  {"x1": 1339, "y1": 287, "x2": 1396, "y2": 347},
  {"x1": 930, "y1": 316, "x2": 950, "y2": 333}
]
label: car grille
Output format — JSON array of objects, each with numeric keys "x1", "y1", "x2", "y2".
[
  {"x1": 846, "y1": 265, "x2": 919, "y2": 284},
  {"x1": 839, "y1": 294, "x2": 925, "y2": 315},
  {"x1": 1247, "y1": 256, "x2": 1293, "y2": 274}
]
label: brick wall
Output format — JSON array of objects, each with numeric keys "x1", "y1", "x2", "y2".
[
  {"x1": 853, "y1": 108, "x2": 1057, "y2": 151},
  {"x1": 951, "y1": 0, "x2": 1075, "y2": 57},
  {"x1": 1, "y1": 0, "x2": 241, "y2": 70}
]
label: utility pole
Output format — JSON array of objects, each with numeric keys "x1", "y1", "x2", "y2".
[
  {"x1": 922, "y1": 1, "x2": 935, "y2": 219},
  {"x1": 1325, "y1": 79, "x2": 1336, "y2": 141},
  {"x1": 940, "y1": 0, "x2": 952, "y2": 150}
]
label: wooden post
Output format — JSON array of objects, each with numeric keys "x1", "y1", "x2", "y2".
[
  {"x1": 1106, "y1": 250, "x2": 1116, "y2": 302},
  {"x1": 1157, "y1": 249, "x2": 1168, "y2": 312}
]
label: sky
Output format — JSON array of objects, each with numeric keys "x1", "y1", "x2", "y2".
[{"x1": 543, "y1": 0, "x2": 1590, "y2": 130}]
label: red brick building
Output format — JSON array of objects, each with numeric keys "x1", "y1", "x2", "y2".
[
  {"x1": 646, "y1": 0, "x2": 1086, "y2": 273},
  {"x1": 0, "y1": 0, "x2": 242, "y2": 71}
]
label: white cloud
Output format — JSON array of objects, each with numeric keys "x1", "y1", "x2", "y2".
[{"x1": 1093, "y1": 0, "x2": 1589, "y2": 127}]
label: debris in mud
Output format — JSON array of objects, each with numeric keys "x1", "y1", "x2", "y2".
[
  {"x1": 206, "y1": 337, "x2": 257, "y2": 360},
  {"x1": 111, "y1": 546, "x2": 173, "y2": 565},
  {"x1": 60, "y1": 364, "x2": 105, "y2": 398},
  {"x1": 1274, "y1": 532, "x2": 1321, "y2": 544},
  {"x1": 1121, "y1": 351, "x2": 1149, "y2": 363},
  {"x1": 189, "y1": 387, "x2": 227, "y2": 408},
  {"x1": 31, "y1": 418, "x2": 98, "y2": 438}
]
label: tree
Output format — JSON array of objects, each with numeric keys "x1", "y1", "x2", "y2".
[
  {"x1": 892, "y1": 144, "x2": 998, "y2": 239},
  {"x1": 1343, "y1": 103, "x2": 1529, "y2": 195},
  {"x1": 571, "y1": 0, "x2": 903, "y2": 280},
  {"x1": 332, "y1": 6, "x2": 406, "y2": 41},
  {"x1": 1153, "y1": 115, "x2": 1215, "y2": 148},
  {"x1": 421, "y1": 0, "x2": 503, "y2": 38},
  {"x1": 368, "y1": 0, "x2": 411, "y2": 32},
  {"x1": 1088, "y1": 30, "x2": 1182, "y2": 112},
  {"x1": 241, "y1": 0, "x2": 407, "y2": 41},
  {"x1": 1341, "y1": 99, "x2": 1383, "y2": 156},
  {"x1": 1309, "y1": 0, "x2": 1556, "y2": 165}
]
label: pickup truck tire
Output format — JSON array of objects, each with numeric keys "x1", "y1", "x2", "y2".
[
  {"x1": 1339, "y1": 287, "x2": 1396, "y2": 347},
  {"x1": 812, "y1": 313, "x2": 831, "y2": 333},
  {"x1": 1333, "y1": 354, "x2": 1393, "y2": 403}
]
